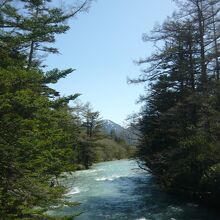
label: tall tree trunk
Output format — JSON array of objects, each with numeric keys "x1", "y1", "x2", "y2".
[
  {"x1": 27, "y1": 40, "x2": 35, "y2": 70},
  {"x1": 187, "y1": 25, "x2": 195, "y2": 91},
  {"x1": 211, "y1": 3, "x2": 220, "y2": 80},
  {"x1": 27, "y1": 5, "x2": 39, "y2": 70},
  {"x1": 197, "y1": 0, "x2": 207, "y2": 89}
]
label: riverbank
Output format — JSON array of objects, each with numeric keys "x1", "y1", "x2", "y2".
[{"x1": 165, "y1": 187, "x2": 220, "y2": 210}]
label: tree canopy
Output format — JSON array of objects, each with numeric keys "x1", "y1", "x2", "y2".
[{"x1": 133, "y1": 0, "x2": 220, "y2": 206}]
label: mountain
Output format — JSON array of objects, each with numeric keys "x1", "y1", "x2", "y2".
[
  {"x1": 101, "y1": 119, "x2": 139, "y2": 146},
  {"x1": 101, "y1": 119, "x2": 124, "y2": 134}
]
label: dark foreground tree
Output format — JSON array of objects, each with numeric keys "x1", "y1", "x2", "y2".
[
  {"x1": 0, "y1": 0, "x2": 93, "y2": 219},
  {"x1": 133, "y1": 0, "x2": 220, "y2": 206}
]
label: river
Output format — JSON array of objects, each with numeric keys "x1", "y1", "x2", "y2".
[{"x1": 52, "y1": 159, "x2": 219, "y2": 220}]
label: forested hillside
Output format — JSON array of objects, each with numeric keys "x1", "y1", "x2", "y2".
[{"x1": 133, "y1": 0, "x2": 220, "y2": 206}]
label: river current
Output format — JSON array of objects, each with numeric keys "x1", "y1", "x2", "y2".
[{"x1": 52, "y1": 159, "x2": 219, "y2": 220}]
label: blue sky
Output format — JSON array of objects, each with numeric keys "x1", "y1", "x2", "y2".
[{"x1": 47, "y1": 0, "x2": 176, "y2": 126}]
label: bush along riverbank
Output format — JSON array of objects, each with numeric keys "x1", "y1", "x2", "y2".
[{"x1": 131, "y1": 0, "x2": 220, "y2": 208}]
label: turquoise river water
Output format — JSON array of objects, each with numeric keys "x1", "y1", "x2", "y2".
[{"x1": 52, "y1": 159, "x2": 219, "y2": 220}]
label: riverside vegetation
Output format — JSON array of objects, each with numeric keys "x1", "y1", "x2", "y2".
[
  {"x1": 0, "y1": 0, "x2": 133, "y2": 219},
  {"x1": 1, "y1": 0, "x2": 220, "y2": 219},
  {"x1": 131, "y1": 0, "x2": 220, "y2": 208}
]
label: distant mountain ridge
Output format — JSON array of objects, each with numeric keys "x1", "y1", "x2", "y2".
[
  {"x1": 102, "y1": 119, "x2": 124, "y2": 133},
  {"x1": 101, "y1": 119, "x2": 139, "y2": 146}
]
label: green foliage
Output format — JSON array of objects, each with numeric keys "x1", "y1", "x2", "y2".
[
  {"x1": 0, "y1": 0, "x2": 91, "y2": 69},
  {"x1": 0, "y1": 67, "x2": 82, "y2": 219},
  {"x1": 44, "y1": 69, "x2": 75, "y2": 84},
  {"x1": 134, "y1": 0, "x2": 220, "y2": 205},
  {"x1": 0, "y1": 0, "x2": 94, "y2": 219},
  {"x1": 94, "y1": 137, "x2": 134, "y2": 162}
]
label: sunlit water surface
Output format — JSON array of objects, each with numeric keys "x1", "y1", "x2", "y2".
[{"x1": 52, "y1": 159, "x2": 219, "y2": 220}]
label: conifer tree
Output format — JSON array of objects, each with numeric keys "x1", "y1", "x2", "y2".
[
  {"x1": 0, "y1": 0, "x2": 93, "y2": 219},
  {"x1": 134, "y1": 0, "x2": 220, "y2": 205}
]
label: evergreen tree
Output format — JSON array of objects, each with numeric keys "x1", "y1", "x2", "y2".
[
  {"x1": 134, "y1": 0, "x2": 220, "y2": 206},
  {"x1": 0, "y1": 0, "x2": 93, "y2": 219},
  {"x1": 77, "y1": 103, "x2": 103, "y2": 169},
  {"x1": 0, "y1": 0, "x2": 91, "y2": 69}
]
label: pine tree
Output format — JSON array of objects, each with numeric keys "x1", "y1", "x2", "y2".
[
  {"x1": 134, "y1": 0, "x2": 220, "y2": 205},
  {"x1": 0, "y1": 0, "x2": 93, "y2": 219},
  {"x1": 0, "y1": 0, "x2": 91, "y2": 69}
]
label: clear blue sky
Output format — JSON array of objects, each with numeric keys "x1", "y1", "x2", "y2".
[{"x1": 47, "y1": 0, "x2": 176, "y2": 126}]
